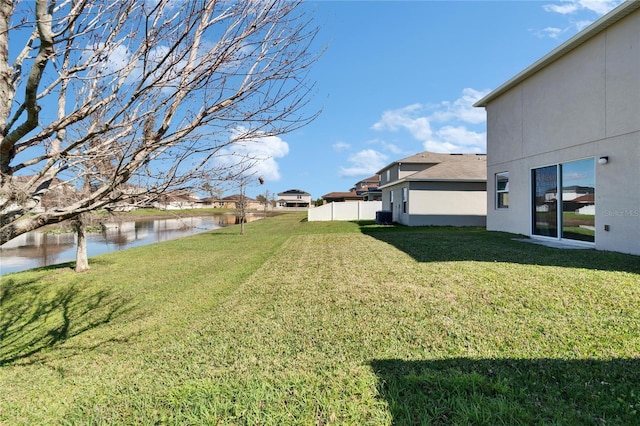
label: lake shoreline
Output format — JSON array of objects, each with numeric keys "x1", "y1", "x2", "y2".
[
  {"x1": 38, "y1": 208, "x2": 278, "y2": 233},
  {"x1": 2, "y1": 213, "x2": 267, "y2": 275}
]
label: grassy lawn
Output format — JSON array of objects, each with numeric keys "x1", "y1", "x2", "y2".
[{"x1": 1, "y1": 213, "x2": 639, "y2": 425}]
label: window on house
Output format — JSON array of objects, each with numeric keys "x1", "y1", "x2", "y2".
[
  {"x1": 386, "y1": 169, "x2": 390, "y2": 182},
  {"x1": 496, "y1": 172, "x2": 509, "y2": 209},
  {"x1": 389, "y1": 190, "x2": 394, "y2": 211},
  {"x1": 402, "y1": 187, "x2": 408, "y2": 214}
]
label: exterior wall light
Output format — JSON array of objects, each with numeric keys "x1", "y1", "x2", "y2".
[{"x1": 598, "y1": 156, "x2": 609, "y2": 165}]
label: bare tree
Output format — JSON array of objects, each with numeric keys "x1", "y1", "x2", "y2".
[
  {"x1": 256, "y1": 188, "x2": 272, "y2": 217},
  {"x1": 238, "y1": 180, "x2": 247, "y2": 236},
  {"x1": 231, "y1": 173, "x2": 263, "y2": 236},
  {"x1": 0, "y1": 0, "x2": 320, "y2": 257},
  {"x1": 201, "y1": 181, "x2": 223, "y2": 203}
]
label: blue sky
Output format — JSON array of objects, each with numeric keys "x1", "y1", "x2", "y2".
[{"x1": 243, "y1": 0, "x2": 623, "y2": 200}]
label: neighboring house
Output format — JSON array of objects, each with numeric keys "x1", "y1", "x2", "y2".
[
  {"x1": 277, "y1": 189, "x2": 311, "y2": 208},
  {"x1": 377, "y1": 152, "x2": 487, "y2": 226},
  {"x1": 154, "y1": 190, "x2": 201, "y2": 210},
  {"x1": 321, "y1": 190, "x2": 364, "y2": 203},
  {"x1": 474, "y1": 0, "x2": 640, "y2": 255},
  {"x1": 198, "y1": 197, "x2": 221, "y2": 208},
  {"x1": 320, "y1": 175, "x2": 381, "y2": 204},
  {"x1": 215, "y1": 194, "x2": 260, "y2": 210},
  {"x1": 354, "y1": 175, "x2": 382, "y2": 201}
]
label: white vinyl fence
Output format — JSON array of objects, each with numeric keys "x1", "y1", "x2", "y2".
[{"x1": 307, "y1": 201, "x2": 382, "y2": 222}]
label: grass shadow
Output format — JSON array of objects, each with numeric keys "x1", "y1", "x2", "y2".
[
  {"x1": 26, "y1": 261, "x2": 76, "y2": 273},
  {"x1": 0, "y1": 277, "x2": 134, "y2": 366},
  {"x1": 359, "y1": 225, "x2": 640, "y2": 274},
  {"x1": 370, "y1": 357, "x2": 640, "y2": 425},
  {"x1": 6, "y1": 258, "x2": 119, "y2": 275}
]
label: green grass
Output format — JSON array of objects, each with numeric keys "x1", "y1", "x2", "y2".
[{"x1": 1, "y1": 213, "x2": 639, "y2": 425}]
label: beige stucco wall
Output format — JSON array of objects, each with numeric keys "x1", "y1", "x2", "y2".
[
  {"x1": 382, "y1": 181, "x2": 486, "y2": 227},
  {"x1": 382, "y1": 185, "x2": 404, "y2": 224},
  {"x1": 406, "y1": 182, "x2": 486, "y2": 226},
  {"x1": 485, "y1": 8, "x2": 640, "y2": 255}
]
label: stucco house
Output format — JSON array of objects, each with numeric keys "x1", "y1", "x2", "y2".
[
  {"x1": 321, "y1": 190, "x2": 364, "y2": 203},
  {"x1": 320, "y1": 175, "x2": 381, "y2": 204},
  {"x1": 377, "y1": 152, "x2": 487, "y2": 226},
  {"x1": 154, "y1": 190, "x2": 202, "y2": 210},
  {"x1": 354, "y1": 175, "x2": 382, "y2": 201},
  {"x1": 212, "y1": 194, "x2": 261, "y2": 210},
  {"x1": 474, "y1": 0, "x2": 640, "y2": 255},
  {"x1": 277, "y1": 189, "x2": 311, "y2": 208}
]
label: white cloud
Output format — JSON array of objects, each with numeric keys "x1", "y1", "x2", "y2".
[
  {"x1": 339, "y1": 149, "x2": 388, "y2": 178},
  {"x1": 429, "y1": 88, "x2": 490, "y2": 125},
  {"x1": 333, "y1": 141, "x2": 351, "y2": 152},
  {"x1": 371, "y1": 88, "x2": 488, "y2": 154},
  {"x1": 543, "y1": 2, "x2": 580, "y2": 14},
  {"x1": 371, "y1": 103, "x2": 433, "y2": 141},
  {"x1": 218, "y1": 128, "x2": 289, "y2": 181},
  {"x1": 372, "y1": 140, "x2": 405, "y2": 155},
  {"x1": 82, "y1": 42, "x2": 131, "y2": 76},
  {"x1": 424, "y1": 126, "x2": 486, "y2": 154},
  {"x1": 82, "y1": 41, "x2": 187, "y2": 94},
  {"x1": 532, "y1": 26, "x2": 565, "y2": 39},
  {"x1": 581, "y1": 0, "x2": 623, "y2": 14},
  {"x1": 536, "y1": 0, "x2": 624, "y2": 38},
  {"x1": 543, "y1": 0, "x2": 622, "y2": 15}
]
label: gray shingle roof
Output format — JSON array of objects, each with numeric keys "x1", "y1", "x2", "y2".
[
  {"x1": 406, "y1": 156, "x2": 487, "y2": 181},
  {"x1": 377, "y1": 152, "x2": 487, "y2": 181}
]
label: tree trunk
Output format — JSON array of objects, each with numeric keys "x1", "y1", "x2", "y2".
[{"x1": 73, "y1": 215, "x2": 90, "y2": 272}]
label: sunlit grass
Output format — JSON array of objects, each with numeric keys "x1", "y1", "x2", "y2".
[{"x1": 1, "y1": 213, "x2": 639, "y2": 424}]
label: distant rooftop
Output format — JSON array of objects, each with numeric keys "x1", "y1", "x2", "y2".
[
  {"x1": 377, "y1": 151, "x2": 486, "y2": 174},
  {"x1": 278, "y1": 189, "x2": 310, "y2": 196},
  {"x1": 405, "y1": 158, "x2": 487, "y2": 181}
]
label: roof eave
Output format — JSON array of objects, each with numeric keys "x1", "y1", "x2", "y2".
[
  {"x1": 380, "y1": 177, "x2": 486, "y2": 189},
  {"x1": 474, "y1": 0, "x2": 640, "y2": 108},
  {"x1": 406, "y1": 177, "x2": 487, "y2": 183},
  {"x1": 378, "y1": 179, "x2": 406, "y2": 190},
  {"x1": 375, "y1": 162, "x2": 398, "y2": 175}
]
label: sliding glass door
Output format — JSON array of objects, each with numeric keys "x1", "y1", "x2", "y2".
[
  {"x1": 532, "y1": 159, "x2": 595, "y2": 242},
  {"x1": 561, "y1": 159, "x2": 595, "y2": 242},
  {"x1": 532, "y1": 165, "x2": 558, "y2": 237}
]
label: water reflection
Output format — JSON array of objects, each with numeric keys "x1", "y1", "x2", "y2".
[{"x1": 1, "y1": 214, "x2": 255, "y2": 275}]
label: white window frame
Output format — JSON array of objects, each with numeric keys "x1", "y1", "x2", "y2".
[
  {"x1": 496, "y1": 172, "x2": 509, "y2": 209},
  {"x1": 402, "y1": 187, "x2": 408, "y2": 213}
]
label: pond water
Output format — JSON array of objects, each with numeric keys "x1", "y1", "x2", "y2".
[{"x1": 1, "y1": 214, "x2": 253, "y2": 275}]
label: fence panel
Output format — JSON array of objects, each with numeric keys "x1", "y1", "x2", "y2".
[{"x1": 307, "y1": 201, "x2": 382, "y2": 221}]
